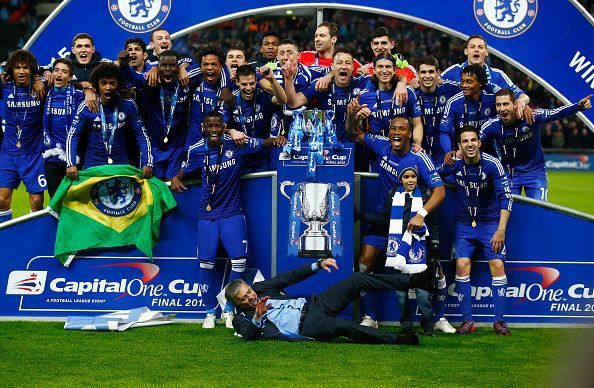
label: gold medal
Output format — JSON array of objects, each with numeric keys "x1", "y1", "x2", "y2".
[
  {"x1": 163, "y1": 136, "x2": 168, "y2": 144},
  {"x1": 206, "y1": 204, "x2": 212, "y2": 212},
  {"x1": 107, "y1": 157, "x2": 113, "y2": 164},
  {"x1": 16, "y1": 141, "x2": 21, "y2": 148},
  {"x1": 471, "y1": 219, "x2": 477, "y2": 228}
]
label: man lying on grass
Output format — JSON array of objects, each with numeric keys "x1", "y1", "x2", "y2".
[{"x1": 225, "y1": 258, "x2": 433, "y2": 344}]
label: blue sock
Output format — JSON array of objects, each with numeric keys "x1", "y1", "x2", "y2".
[
  {"x1": 360, "y1": 291, "x2": 377, "y2": 320},
  {"x1": 199, "y1": 260, "x2": 217, "y2": 311},
  {"x1": 0, "y1": 209, "x2": 12, "y2": 223},
  {"x1": 434, "y1": 276, "x2": 447, "y2": 320},
  {"x1": 229, "y1": 258, "x2": 246, "y2": 282},
  {"x1": 223, "y1": 258, "x2": 247, "y2": 313},
  {"x1": 492, "y1": 275, "x2": 507, "y2": 322},
  {"x1": 455, "y1": 275, "x2": 473, "y2": 321}
]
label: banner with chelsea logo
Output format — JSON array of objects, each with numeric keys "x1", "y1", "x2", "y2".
[
  {"x1": 24, "y1": 1, "x2": 594, "y2": 130},
  {"x1": 48, "y1": 165, "x2": 176, "y2": 266}
]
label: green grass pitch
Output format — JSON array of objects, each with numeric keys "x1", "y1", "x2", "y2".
[
  {"x1": 1, "y1": 171, "x2": 593, "y2": 385},
  {"x1": 0, "y1": 322, "x2": 590, "y2": 386}
]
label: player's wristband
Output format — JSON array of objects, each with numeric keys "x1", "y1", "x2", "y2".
[{"x1": 417, "y1": 208, "x2": 428, "y2": 218}]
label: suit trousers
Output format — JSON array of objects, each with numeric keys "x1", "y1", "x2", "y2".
[{"x1": 300, "y1": 272, "x2": 411, "y2": 343}]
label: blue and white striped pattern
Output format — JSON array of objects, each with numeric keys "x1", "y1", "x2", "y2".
[{"x1": 385, "y1": 187, "x2": 429, "y2": 274}]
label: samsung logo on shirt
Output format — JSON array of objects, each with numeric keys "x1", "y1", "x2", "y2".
[
  {"x1": 92, "y1": 122, "x2": 127, "y2": 129},
  {"x1": 7, "y1": 100, "x2": 41, "y2": 108},
  {"x1": 380, "y1": 158, "x2": 398, "y2": 176},
  {"x1": 206, "y1": 158, "x2": 236, "y2": 172},
  {"x1": 243, "y1": 113, "x2": 265, "y2": 123},
  {"x1": 504, "y1": 131, "x2": 534, "y2": 144},
  {"x1": 423, "y1": 106, "x2": 445, "y2": 115},
  {"x1": 455, "y1": 179, "x2": 489, "y2": 189},
  {"x1": 193, "y1": 95, "x2": 217, "y2": 105},
  {"x1": 325, "y1": 98, "x2": 349, "y2": 106},
  {"x1": 49, "y1": 107, "x2": 68, "y2": 115}
]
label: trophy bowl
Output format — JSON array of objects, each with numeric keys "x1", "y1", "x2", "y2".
[{"x1": 280, "y1": 181, "x2": 350, "y2": 258}]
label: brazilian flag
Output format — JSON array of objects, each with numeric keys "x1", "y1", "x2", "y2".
[{"x1": 49, "y1": 165, "x2": 177, "y2": 266}]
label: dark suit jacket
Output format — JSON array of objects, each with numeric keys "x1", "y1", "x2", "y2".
[{"x1": 232, "y1": 263, "x2": 318, "y2": 341}]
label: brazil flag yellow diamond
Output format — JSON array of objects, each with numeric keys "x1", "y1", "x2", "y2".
[{"x1": 49, "y1": 165, "x2": 176, "y2": 266}]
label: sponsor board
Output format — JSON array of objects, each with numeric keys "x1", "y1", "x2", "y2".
[
  {"x1": 544, "y1": 153, "x2": 594, "y2": 171},
  {"x1": 441, "y1": 260, "x2": 594, "y2": 322},
  {"x1": 3, "y1": 256, "x2": 228, "y2": 316}
]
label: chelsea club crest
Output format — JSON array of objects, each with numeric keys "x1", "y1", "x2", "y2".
[
  {"x1": 91, "y1": 177, "x2": 142, "y2": 217},
  {"x1": 387, "y1": 236, "x2": 400, "y2": 256},
  {"x1": 108, "y1": 0, "x2": 172, "y2": 33},
  {"x1": 474, "y1": 0, "x2": 538, "y2": 39}
]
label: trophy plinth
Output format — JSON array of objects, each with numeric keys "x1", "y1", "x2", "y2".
[{"x1": 299, "y1": 221, "x2": 331, "y2": 258}]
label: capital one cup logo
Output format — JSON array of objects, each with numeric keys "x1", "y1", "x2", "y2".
[
  {"x1": 474, "y1": 0, "x2": 538, "y2": 38},
  {"x1": 108, "y1": 0, "x2": 171, "y2": 33},
  {"x1": 6, "y1": 271, "x2": 47, "y2": 295}
]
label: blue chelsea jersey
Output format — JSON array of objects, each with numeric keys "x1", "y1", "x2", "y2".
[
  {"x1": 363, "y1": 134, "x2": 443, "y2": 213},
  {"x1": 0, "y1": 82, "x2": 44, "y2": 154},
  {"x1": 183, "y1": 135, "x2": 264, "y2": 220}
]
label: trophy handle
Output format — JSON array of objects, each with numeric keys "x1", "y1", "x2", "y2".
[
  {"x1": 280, "y1": 180, "x2": 295, "y2": 200},
  {"x1": 337, "y1": 181, "x2": 351, "y2": 201}
]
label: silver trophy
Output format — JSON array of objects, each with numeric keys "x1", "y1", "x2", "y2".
[{"x1": 281, "y1": 181, "x2": 350, "y2": 257}]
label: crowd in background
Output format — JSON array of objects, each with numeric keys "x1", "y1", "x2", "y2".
[{"x1": 2, "y1": 0, "x2": 594, "y2": 149}]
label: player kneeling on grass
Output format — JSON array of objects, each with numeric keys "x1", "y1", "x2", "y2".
[
  {"x1": 0, "y1": 49, "x2": 46, "y2": 223},
  {"x1": 441, "y1": 125, "x2": 513, "y2": 335},
  {"x1": 225, "y1": 258, "x2": 435, "y2": 344},
  {"x1": 171, "y1": 110, "x2": 280, "y2": 329}
]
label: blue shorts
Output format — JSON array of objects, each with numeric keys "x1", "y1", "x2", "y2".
[
  {"x1": 0, "y1": 153, "x2": 47, "y2": 193},
  {"x1": 197, "y1": 214, "x2": 249, "y2": 261},
  {"x1": 152, "y1": 148, "x2": 185, "y2": 180},
  {"x1": 361, "y1": 224, "x2": 388, "y2": 251},
  {"x1": 511, "y1": 171, "x2": 548, "y2": 201},
  {"x1": 453, "y1": 222, "x2": 505, "y2": 261}
]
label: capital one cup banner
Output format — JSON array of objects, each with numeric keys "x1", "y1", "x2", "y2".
[
  {"x1": 5, "y1": 256, "x2": 208, "y2": 315},
  {"x1": 25, "y1": 0, "x2": 594, "y2": 129},
  {"x1": 0, "y1": 180, "x2": 275, "y2": 319},
  {"x1": 545, "y1": 153, "x2": 594, "y2": 171},
  {"x1": 440, "y1": 261, "x2": 594, "y2": 324},
  {"x1": 358, "y1": 176, "x2": 594, "y2": 325}
]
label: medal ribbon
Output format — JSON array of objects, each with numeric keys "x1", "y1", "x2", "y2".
[
  {"x1": 99, "y1": 98, "x2": 118, "y2": 161},
  {"x1": 160, "y1": 82, "x2": 179, "y2": 142},
  {"x1": 13, "y1": 84, "x2": 32, "y2": 147},
  {"x1": 204, "y1": 141, "x2": 224, "y2": 210},
  {"x1": 462, "y1": 162, "x2": 482, "y2": 226}
]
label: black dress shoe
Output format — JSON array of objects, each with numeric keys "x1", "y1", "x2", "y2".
[{"x1": 395, "y1": 333, "x2": 420, "y2": 345}]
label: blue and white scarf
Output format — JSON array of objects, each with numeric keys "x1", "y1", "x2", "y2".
[{"x1": 385, "y1": 186, "x2": 428, "y2": 274}]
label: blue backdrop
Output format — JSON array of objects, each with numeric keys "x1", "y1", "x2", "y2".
[{"x1": 24, "y1": 0, "x2": 594, "y2": 129}]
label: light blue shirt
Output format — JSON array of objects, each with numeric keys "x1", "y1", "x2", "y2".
[
  {"x1": 252, "y1": 298, "x2": 308, "y2": 338},
  {"x1": 251, "y1": 262, "x2": 318, "y2": 338}
]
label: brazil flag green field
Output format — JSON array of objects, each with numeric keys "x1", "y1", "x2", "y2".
[{"x1": 1, "y1": 171, "x2": 593, "y2": 386}]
